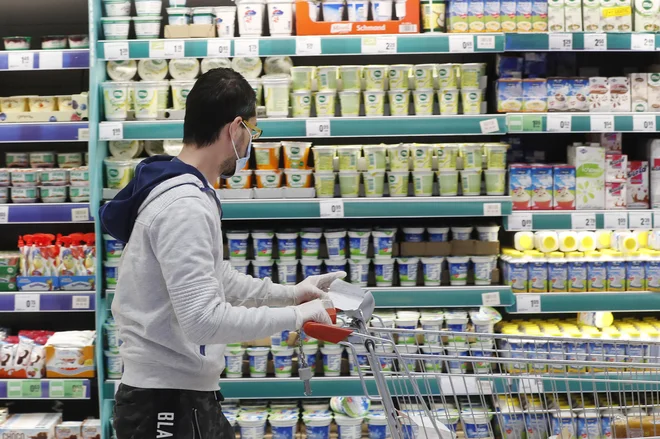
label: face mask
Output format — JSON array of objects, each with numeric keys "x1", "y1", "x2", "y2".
[{"x1": 222, "y1": 121, "x2": 252, "y2": 178}]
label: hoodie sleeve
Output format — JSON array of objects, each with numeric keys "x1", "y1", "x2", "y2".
[
  {"x1": 220, "y1": 261, "x2": 297, "y2": 307},
  {"x1": 148, "y1": 195, "x2": 298, "y2": 345}
]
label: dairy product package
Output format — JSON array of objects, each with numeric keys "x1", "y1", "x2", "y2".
[
  {"x1": 589, "y1": 77, "x2": 610, "y2": 112},
  {"x1": 500, "y1": 0, "x2": 518, "y2": 30},
  {"x1": 583, "y1": 0, "x2": 600, "y2": 29},
  {"x1": 516, "y1": 0, "x2": 533, "y2": 31},
  {"x1": 600, "y1": 0, "x2": 617, "y2": 30},
  {"x1": 531, "y1": 165, "x2": 553, "y2": 210},
  {"x1": 547, "y1": 78, "x2": 570, "y2": 111},
  {"x1": 609, "y1": 77, "x2": 631, "y2": 112},
  {"x1": 648, "y1": 73, "x2": 660, "y2": 111},
  {"x1": 568, "y1": 146, "x2": 606, "y2": 210},
  {"x1": 564, "y1": 0, "x2": 583, "y2": 30},
  {"x1": 509, "y1": 164, "x2": 533, "y2": 210},
  {"x1": 606, "y1": 181, "x2": 627, "y2": 209},
  {"x1": 634, "y1": 0, "x2": 659, "y2": 31},
  {"x1": 629, "y1": 73, "x2": 648, "y2": 112},
  {"x1": 615, "y1": 0, "x2": 633, "y2": 30},
  {"x1": 532, "y1": 0, "x2": 549, "y2": 30},
  {"x1": 627, "y1": 160, "x2": 650, "y2": 209},
  {"x1": 468, "y1": 0, "x2": 486, "y2": 31},
  {"x1": 597, "y1": 132, "x2": 622, "y2": 152},
  {"x1": 605, "y1": 153, "x2": 628, "y2": 182},
  {"x1": 648, "y1": 139, "x2": 660, "y2": 209},
  {"x1": 484, "y1": 0, "x2": 502, "y2": 30},
  {"x1": 567, "y1": 78, "x2": 589, "y2": 112},
  {"x1": 449, "y1": 0, "x2": 469, "y2": 31},
  {"x1": 553, "y1": 165, "x2": 576, "y2": 210},
  {"x1": 548, "y1": 0, "x2": 565, "y2": 30},
  {"x1": 0, "y1": 413, "x2": 62, "y2": 439},
  {"x1": 56, "y1": 421, "x2": 83, "y2": 439},
  {"x1": 522, "y1": 78, "x2": 547, "y2": 112},
  {"x1": 497, "y1": 79, "x2": 523, "y2": 112}
]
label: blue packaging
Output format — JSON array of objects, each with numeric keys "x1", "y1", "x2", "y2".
[
  {"x1": 626, "y1": 258, "x2": 646, "y2": 291},
  {"x1": 272, "y1": 425, "x2": 296, "y2": 439},
  {"x1": 551, "y1": 415, "x2": 576, "y2": 438},
  {"x1": 577, "y1": 415, "x2": 601, "y2": 439},
  {"x1": 548, "y1": 259, "x2": 568, "y2": 292},
  {"x1": 325, "y1": 260, "x2": 346, "y2": 273},
  {"x1": 523, "y1": 53, "x2": 547, "y2": 78},
  {"x1": 568, "y1": 258, "x2": 587, "y2": 292},
  {"x1": 254, "y1": 263, "x2": 273, "y2": 279},
  {"x1": 509, "y1": 164, "x2": 532, "y2": 210},
  {"x1": 531, "y1": 165, "x2": 553, "y2": 210},
  {"x1": 565, "y1": 340, "x2": 588, "y2": 372},
  {"x1": 528, "y1": 259, "x2": 548, "y2": 292},
  {"x1": 507, "y1": 258, "x2": 528, "y2": 293},
  {"x1": 403, "y1": 228, "x2": 424, "y2": 242},
  {"x1": 607, "y1": 260, "x2": 626, "y2": 291},
  {"x1": 306, "y1": 425, "x2": 330, "y2": 439},
  {"x1": 587, "y1": 259, "x2": 607, "y2": 291},
  {"x1": 525, "y1": 413, "x2": 548, "y2": 439},
  {"x1": 496, "y1": 55, "x2": 524, "y2": 78},
  {"x1": 648, "y1": 258, "x2": 660, "y2": 292},
  {"x1": 498, "y1": 412, "x2": 525, "y2": 439},
  {"x1": 302, "y1": 262, "x2": 322, "y2": 278}
]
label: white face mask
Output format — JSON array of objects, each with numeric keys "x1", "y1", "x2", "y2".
[{"x1": 222, "y1": 121, "x2": 252, "y2": 178}]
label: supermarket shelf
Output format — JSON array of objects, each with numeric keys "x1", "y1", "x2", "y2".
[
  {"x1": 102, "y1": 192, "x2": 512, "y2": 218},
  {"x1": 97, "y1": 34, "x2": 504, "y2": 59},
  {"x1": 505, "y1": 32, "x2": 660, "y2": 51},
  {"x1": 369, "y1": 286, "x2": 514, "y2": 307},
  {"x1": 507, "y1": 113, "x2": 660, "y2": 133},
  {"x1": 99, "y1": 116, "x2": 507, "y2": 140},
  {"x1": 0, "y1": 292, "x2": 95, "y2": 312},
  {"x1": 508, "y1": 292, "x2": 660, "y2": 313},
  {"x1": 0, "y1": 50, "x2": 90, "y2": 71},
  {"x1": 504, "y1": 210, "x2": 660, "y2": 230},
  {"x1": 0, "y1": 122, "x2": 89, "y2": 143},
  {"x1": 0, "y1": 203, "x2": 92, "y2": 224},
  {"x1": 0, "y1": 379, "x2": 91, "y2": 399}
]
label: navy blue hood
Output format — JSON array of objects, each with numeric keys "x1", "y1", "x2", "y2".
[{"x1": 100, "y1": 155, "x2": 214, "y2": 243}]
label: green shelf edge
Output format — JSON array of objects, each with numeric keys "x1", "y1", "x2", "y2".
[
  {"x1": 370, "y1": 286, "x2": 514, "y2": 307},
  {"x1": 505, "y1": 32, "x2": 660, "y2": 51},
  {"x1": 508, "y1": 292, "x2": 660, "y2": 313},
  {"x1": 507, "y1": 114, "x2": 660, "y2": 133},
  {"x1": 503, "y1": 212, "x2": 606, "y2": 230}
]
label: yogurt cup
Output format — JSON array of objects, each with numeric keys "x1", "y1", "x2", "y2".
[
  {"x1": 321, "y1": 345, "x2": 343, "y2": 376},
  {"x1": 6, "y1": 153, "x2": 28, "y2": 168},
  {"x1": 314, "y1": 91, "x2": 336, "y2": 117},
  {"x1": 170, "y1": 79, "x2": 196, "y2": 111},
  {"x1": 40, "y1": 186, "x2": 67, "y2": 203},
  {"x1": 374, "y1": 258, "x2": 395, "y2": 286},
  {"x1": 461, "y1": 412, "x2": 493, "y2": 439},
  {"x1": 339, "y1": 90, "x2": 361, "y2": 116},
  {"x1": 101, "y1": 82, "x2": 129, "y2": 121},
  {"x1": 324, "y1": 230, "x2": 347, "y2": 259},
  {"x1": 0, "y1": 96, "x2": 29, "y2": 113},
  {"x1": 136, "y1": 0, "x2": 163, "y2": 15},
  {"x1": 0, "y1": 187, "x2": 8, "y2": 203},
  {"x1": 104, "y1": 321, "x2": 121, "y2": 350},
  {"x1": 395, "y1": 318, "x2": 418, "y2": 344},
  {"x1": 460, "y1": 169, "x2": 482, "y2": 196},
  {"x1": 275, "y1": 232, "x2": 298, "y2": 260},
  {"x1": 403, "y1": 227, "x2": 424, "y2": 242},
  {"x1": 438, "y1": 88, "x2": 459, "y2": 115},
  {"x1": 388, "y1": 65, "x2": 412, "y2": 90},
  {"x1": 437, "y1": 169, "x2": 459, "y2": 196},
  {"x1": 461, "y1": 88, "x2": 483, "y2": 115},
  {"x1": 300, "y1": 229, "x2": 323, "y2": 259},
  {"x1": 29, "y1": 152, "x2": 55, "y2": 168},
  {"x1": 269, "y1": 415, "x2": 299, "y2": 438},
  {"x1": 167, "y1": 7, "x2": 191, "y2": 25},
  {"x1": 338, "y1": 145, "x2": 362, "y2": 171},
  {"x1": 193, "y1": 6, "x2": 215, "y2": 24},
  {"x1": 388, "y1": 90, "x2": 410, "y2": 116},
  {"x1": 447, "y1": 256, "x2": 469, "y2": 286},
  {"x1": 363, "y1": 144, "x2": 386, "y2": 171},
  {"x1": 484, "y1": 143, "x2": 508, "y2": 169},
  {"x1": 290, "y1": 66, "x2": 316, "y2": 91},
  {"x1": 133, "y1": 16, "x2": 162, "y2": 39},
  {"x1": 248, "y1": 78, "x2": 263, "y2": 105},
  {"x1": 282, "y1": 141, "x2": 312, "y2": 169},
  {"x1": 105, "y1": 259, "x2": 120, "y2": 288},
  {"x1": 397, "y1": 344, "x2": 418, "y2": 370},
  {"x1": 413, "y1": 89, "x2": 434, "y2": 116},
  {"x1": 436, "y1": 144, "x2": 459, "y2": 170},
  {"x1": 412, "y1": 171, "x2": 434, "y2": 197},
  {"x1": 252, "y1": 142, "x2": 281, "y2": 170},
  {"x1": 276, "y1": 259, "x2": 298, "y2": 284},
  {"x1": 364, "y1": 90, "x2": 386, "y2": 117},
  {"x1": 445, "y1": 344, "x2": 469, "y2": 373},
  {"x1": 348, "y1": 258, "x2": 370, "y2": 286},
  {"x1": 387, "y1": 171, "x2": 409, "y2": 197},
  {"x1": 314, "y1": 172, "x2": 336, "y2": 198},
  {"x1": 236, "y1": 0, "x2": 266, "y2": 36},
  {"x1": 445, "y1": 312, "x2": 468, "y2": 333},
  {"x1": 421, "y1": 257, "x2": 443, "y2": 286},
  {"x1": 132, "y1": 81, "x2": 160, "y2": 120},
  {"x1": 372, "y1": 230, "x2": 395, "y2": 259},
  {"x1": 262, "y1": 76, "x2": 290, "y2": 117},
  {"x1": 371, "y1": 0, "x2": 393, "y2": 20},
  {"x1": 325, "y1": 258, "x2": 347, "y2": 274},
  {"x1": 0, "y1": 170, "x2": 9, "y2": 187},
  {"x1": 437, "y1": 64, "x2": 457, "y2": 88},
  {"x1": 386, "y1": 144, "x2": 409, "y2": 171},
  {"x1": 28, "y1": 96, "x2": 56, "y2": 112},
  {"x1": 471, "y1": 256, "x2": 493, "y2": 285},
  {"x1": 476, "y1": 225, "x2": 499, "y2": 242},
  {"x1": 252, "y1": 259, "x2": 274, "y2": 279},
  {"x1": 301, "y1": 344, "x2": 318, "y2": 370},
  {"x1": 420, "y1": 316, "x2": 444, "y2": 344},
  {"x1": 39, "y1": 169, "x2": 68, "y2": 186},
  {"x1": 105, "y1": 351, "x2": 123, "y2": 379},
  {"x1": 238, "y1": 413, "x2": 267, "y2": 439},
  {"x1": 224, "y1": 347, "x2": 245, "y2": 378},
  {"x1": 339, "y1": 66, "x2": 362, "y2": 91},
  {"x1": 58, "y1": 153, "x2": 83, "y2": 169},
  {"x1": 397, "y1": 257, "x2": 419, "y2": 286},
  {"x1": 411, "y1": 144, "x2": 433, "y2": 171},
  {"x1": 11, "y1": 169, "x2": 39, "y2": 187},
  {"x1": 421, "y1": 345, "x2": 443, "y2": 371},
  {"x1": 348, "y1": 230, "x2": 370, "y2": 258},
  {"x1": 271, "y1": 346, "x2": 295, "y2": 377},
  {"x1": 339, "y1": 171, "x2": 360, "y2": 197},
  {"x1": 312, "y1": 145, "x2": 336, "y2": 172},
  {"x1": 226, "y1": 231, "x2": 249, "y2": 260},
  {"x1": 347, "y1": 0, "x2": 369, "y2": 20},
  {"x1": 225, "y1": 171, "x2": 253, "y2": 189},
  {"x1": 214, "y1": 6, "x2": 237, "y2": 37},
  {"x1": 252, "y1": 230, "x2": 275, "y2": 260},
  {"x1": 291, "y1": 90, "x2": 312, "y2": 118},
  {"x1": 301, "y1": 259, "x2": 323, "y2": 278},
  {"x1": 317, "y1": 66, "x2": 339, "y2": 91},
  {"x1": 266, "y1": 0, "x2": 294, "y2": 34},
  {"x1": 451, "y1": 226, "x2": 473, "y2": 240},
  {"x1": 461, "y1": 143, "x2": 483, "y2": 169},
  {"x1": 254, "y1": 169, "x2": 282, "y2": 188},
  {"x1": 284, "y1": 169, "x2": 313, "y2": 188},
  {"x1": 364, "y1": 65, "x2": 388, "y2": 91},
  {"x1": 104, "y1": 0, "x2": 131, "y2": 16},
  {"x1": 413, "y1": 64, "x2": 435, "y2": 89},
  {"x1": 363, "y1": 171, "x2": 385, "y2": 198},
  {"x1": 104, "y1": 158, "x2": 133, "y2": 189},
  {"x1": 322, "y1": 0, "x2": 345, "y2": 21},
  {"x1": 69, "y1": 185, "x2": 90, "y2": 202},
  {"x1": 367, "y1": 413, "x2": 390, "y2": 439},
  {"x1": 484, "y1": 169, "x2": 506, "y2": 195},
  {"x1": 230, "y1": 259, "x2": 250, "y2": 275},
  {"x1": 104, "y1": 234, "x2": 125, "y2": 260},
  {"x1": 335, "y1": 414, "x2": 364, "y2": 439}
]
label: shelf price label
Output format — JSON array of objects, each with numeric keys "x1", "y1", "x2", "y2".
[
  {"x1": 633, "y1": 114, "x2": 656, "y2": 132},
  {"x1": 547, "y1": 114, "x2": 572, "y2": 132},
  {"x1": 319, "y1": 199, "x2": 344, "y2": 218},
  {"x1": 631, "y1": 33, "x2": 655, "y2": 51},
  {"x1": 604, "y1": 212, "x2": 628, "y2": 229},
  {"x1": 296, "y1": 36, "x2": 322, "y2": 55},
  {"x1": 15, "y1": 294, "x2": 40, "y2": 312},
  {"x1": 590, "y1": 115, "x2": 615, "y2": 132},
  {"x1": 149, "y1": 40, "x2": 184, "y2": 58},
  {"x1": 483, "y1": 203, "x2": 502, "y2": 216},
  {"x1": 49, "y1": 380, "x2": 84, "y2": 398},
  {"x1": 71, "y1": 208, "x2": 89, "y2": 222},
  {"x1": 306, "y1": 119, "x2": 331, "y2": 137},
  {"x1": 7, "y1": 380, "x2": 42, "y2": 398},
  {"x1": 8, "y1": 53, "x2": 33, "y2": 70},
  {"x1": 449, "y1": 35, "x2": 474, "y2": 52},
  {"x1": 72, "y1": 295, "x2": 91, "y2": 310},
  {"x1": 361, "y1": 36, "x2": 397, "y2": 54},
  {"x1": 207, "y1": 39, "x2": 231, "y2": 57},
  {"x1": 572, "y1": 212, "x2": 597, "y2": 230},
  {"x1": 0, "y1": 206, "x2": 9, "y2": 224},
  {"x1": 584, "y1": 33, "x2": 608, "y2": 51},
  {"x1": 39, "y1": 51, "x2": 63, "y2": 70},
  {"x1": 480, "y1": 118, "x2": 500, "y2": 134},
  {"x1": 104, "y1": 42, "x2": 129, "y2": 60},
  {"x1": 518, "y1": 377, "x2": 544, "y2": 394},
  {"x1": 507, "y1": 212, "x2": 533, "y2": 231},
  {"x1": 234, "y1": 39, "x2": 259, "y2": 57},
  {"x1": 516, "y1": 294, "x2": 541, "y2": 313},
  {"x1": 629, "y1": 211, "x2": 653, "y2": 229},
  {"x1": 482, "y1": 292, "x2": 501, "y2": 306},
  {"x1": 99, "y1": 123, "x2": 124, "y2": 141},
  {"x1": 549, "y1": 33, "x2": 573, "y2": 51},
  {"x1": 476, "y1": 35, "x2": 496, "y2": 50}
]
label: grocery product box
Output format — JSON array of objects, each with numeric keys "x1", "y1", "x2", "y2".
[
  {"x1": 532, "y1": 0, "x2": 549, "y2": 29},
  {"x1": 547, "y1": 78, "x2": 570, "y2": 112},
  {"x1": 522, "y1": 79, "x2": 547, "y2": 112},
  {"x1": 634, "y1": 0, "x2": 659, "y2": 31},
  {"x1": 594, "y1": 132, "x2": 622, "y2": 153},
  {"x1": 82, "y1": 419, "x2": 101, "y2": 439},
  {"x1": 648, "y1": 73, "x2": 660, "y2": 111},
  {"x1": 516, "y1": 0, "x2": 533, "y2": 31},
  {"x1": 606, "y1": 181, "x2": 627, "y2": 209},
  {"x1": 615, "y1": 0, "x2": 632, "y2": 30},
  {"x1": 164, "y1": 24, "x2": 215, "y2": 38},
  {"x1": 45, "y1": 344, "x2": 95, "y2": 378},
  {"x1": 630, "y1": 73, "x2": 648, "y2": 112},
  {"x1": 627, "y1": 160, "x2": 650, "y2": 209},
  {"x1": 531, "y1": 165, "x2": 553, "y2": 210},
  {"x1": 295, "y1": 0, "x2": 420, "y2": 35},
  {"x1": 0, "y1": 93, "x2": 88, "y2": 124},
  {"x1": 606, "y1": 153, "x2": 627, "y2": 182},
  {"x1": 509, "y1": 164, "x2": 532, "y2": 210},
  {"x1": 553, "y1": 165, "x2": 576, "y2": 210},
  {"x1": 449, "y1": 0, "x2": 469, "y2": 32},
  {"x1": 583, "y1": 0, "x2": 600, "y2": 29},
  {"x1": 500, "y1": 0, "x2": 517, "y2": 30},
  {"x1": 468, "y1": 0, "x2": 486, "y2": 31},
  {"x1": 484, "y1": 0, "x2": 502, "y2": 30},
  {"x1": 600, "y1": 0, "x2": 617, "y2": 30},
  {"x1": 398, "y1": 242, "x2": 451, "y2": 257},
  {"x1": 17, "y1": 276, "x2": 60, "y2": 291},
  {"x1": 588, "y1": 77, "x2": 610, "y2": 112},
  {"x1": 648, "y1": 140, "x2": 660, "y2": 209},
  {"x1": 609, "y1": 77, "x2": 631, "y2": 112},
  {"x1": 548, "y1": 0, "x2": 565, "y2": 30},
  {"x1": 450, "y1": 240, "x2": 500, "y2": 256},
  {"x1": 567, "y1": 78, "x2": 589, "y2": 112},
  {"x1": 0, "y1": 413, "x2": 62, "y2": 439},
  {"x1": 56, "y1": 421, "x2": 83, "y2": 439},
  {"x1": 564, "y1": 0, "x2": 583, "y2": 30},
  {"x1": 497, "y1": 79, "x2": 523, "y2": 112},
  {"x1": 59, "y1": 275, "x2": 95, "y2": 291},
  {"x1": 568, "y1": 146, "x2": 606, "y2": 210}
]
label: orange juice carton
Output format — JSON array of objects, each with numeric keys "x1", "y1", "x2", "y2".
[
  {"x1": 567, "y1": 78, "x2": 589, "y2": 112},
  {"x1": 547, "y1": 78, "x2": 570, "y2": 112},
  {"x1": 484, "y1": 0, "x2": 502, "y2": 30},
  {"x1": 468, "y1": 0, "x2": 486, "y2": 31},
  {"x1": 606, "y1": 182, "x2": 627, "y2": 209},
  {"x1": 449, "y1": 0, "x2": 469, "y2": 31},
  {"x1": 589, "y1": 77, "x2": 610, "y2": 112},
  {"x1": 516, "y1": 0, "x2": 533, "y2": 31},
  {"x1": 509, "y1": 164, "x2": 533, "y2": 210},
  {"x1": 553, "y1": 165, "x2": 576, "y2": 210},
  {"x1": 627, "y1": 160, "x2": 650, "y2": 209},
  {"x1": 531, "y1": 165, "x2": 554, "y2": 210},
  {"x1": 532, "y1": 0, "x2": 549, "y2": 30},
  {"x1": 500, "y1": 0, "x2": 517, "y2": 30},
  {"x1": 548, "y1": 0, "x2": 565, "y2": 30},
  {"x1": 609, "y1": 77, "x2": 631, "y2": 112},
  {"x1": 564, "y1": 0, "x2": 583, "y2": 30},
  {"x1": 629, "y1": 73, "x2": 648, "y2": 112},
  {"x1": 606, "y1": 153, "x2": 628, "y2": 182}
]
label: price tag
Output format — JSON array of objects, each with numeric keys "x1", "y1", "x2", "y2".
[
  {"x1": 483, "y1": 203, "x2": 502, "y2": 216},
  {"x1": 39, "y1": 51, "x2": 63, "y2": 70},
  {"x1": 633, "y1": 114, "x2": 656, "y2": 132},
  {"x1": 99, "y1": 123, "x2": 124, "y2": 140},
  {"x1": 8, "y1": 52, "x2": 33, "y2": 70},
  {"x1": 476, "y1": 35, "x2": 496, "y2": 50},
  {"x1": 478, "y1": 380, "x2": 493, "y2": 394},
  {"x1": 516, "y1": 294, "x2": 542, "y2": 313},
  {"x1": 71, "y1": 208, "x2": 90, "y2": 222},
  {"x1": 482, "y1": 292, "x2": 501, "y2": 306},
  {"x1": 15, "y1": 294, "x2": 40, "y2": 312},
  {"x1": 549, "y1": 33, "x2": 573, "y2": 51},
  {"x1": 590, "y1": 114, "x2": 615, "y2": 132},
  {"x1": 507, "y1": 212, "x2": 533, "y2": 231},
  {"x1": 104, "y1": 42, "x2": 129, "y2": 60},
  {"x1": 149, "y1": 40, "x2": 185, "y2": 58},
  {"x1": 49, "y1": 380, "x2": 65, "y2": 398},
  {"x1": 72, "y1": 295, "x2": 91, "y2": 310},
  {"x1": 572, "y1": 212, "x2": 597, "y2": 230},
  {"x1": 78, "y1": 128, "x2": 89, "y2": 141},
  {"x1": 0, "y1": 206, "x2": 9, "y2": 224},
  {"x1": 547, "y1": 114, "x2": 572, "y2": 132},
  {"x1": 584, "y1": 33, "x2": 608, "y2": 51},
  {"x1": 518, "y1": 377, "x2": 544, "y2": 394},
  {"x1": 63, "y1": 380, "x2": 85, "y2": 398},
  {"x1": 207, "y1": 39, "x2": 231, "y2": 57},
  {"x1": 631, "y1": 33, "x2": 655, "y2": 51},
  {"x1": 319, "y1": 199, "x2": 344, "y2": 218},
  {"x1": 7, "y1": 381, "x2": 42, "y2": 398},
  {"x1": 629, "y1": 211, "x2": 653, "y2": 229},
  {"x1": 234, "y1": 39, "x2": 259, "y2": 57},
  {"x1": 376, "y1": 36, "x2": 397, "y2": 54},
  {"x1": 296, "y1": 36, "x2": 322, "y2": 55},
  {"x1": 480, "y1": 118, "x2": 500, "y2": 134},
  {"x1": 306, "y1": 119, "x2": 331, "y2": 137},
  {"x1": 449, "y1": 35, "x2": 474, "y2": 53},
  {"x1": 604, "y1": 212, "x2": 628, "y2": 229}
]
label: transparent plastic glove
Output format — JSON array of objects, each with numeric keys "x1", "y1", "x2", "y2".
[
  {"x1": 293, "y1": 299, "x2": 332, "y2": 329},
  {"x1": 294, "y1": 271, "x2": 347, "y2": 304}
]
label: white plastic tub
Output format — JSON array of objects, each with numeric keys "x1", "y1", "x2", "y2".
[
  {"x1": 348, "y1": 258, "x2": 370, "y2": 286},
  {"x1": 236, "y1": 0, "x2": 266, "y2": 36},
  {"x1": 224, "y1": 347, "x2": 245, "y2": 378},
  {"x1": 133, "y1": 16, "x2": 162, "y2": 39},
  {"x1": 262, "y1": 76, "x2": 290, "y2": 117},
  {"x1": 226, "y1": 231, "x2": 249, "y2": 260},
  {"x1": 421, "y1": 257, "x2": 443, "y2": 286},
  {"x1": 373, "y1": 258, "x2": 395, "y2": 287},
  {"x1": 132, "y1": 81, "x2": 160, "y2": 120},
  {"x1": 135, "y1": 0, "x2": 163, "y2": 15},
  {"x1": 276, "y1": 259, "x2": 298, "y2": 285},
  {"x1": 266, "y1": 0, "x2": 294, "y2": 35},
  {"x1": 321, "y1": 345, "x2": 343, "y2": 377},
  {"x1": 246, "y1": 347, "x2": 269, "y2": 378},
  {"x1": 451, "y1": 226, "x2": 473, "y2": 241},
  {"x1": 476, "y1": 225, "x2": 500, "y2": 242},
  {"x1": 214, "y1": 6, "x2": 237, "y2": 37},
  {"x1": 252, "y1": 231, "x2": 275, "y2": 260},
  {"x1": 271, "y1": 346, "x2": 295, "y2": 377},
  {"x1": 324, "y1": 230, "x2": 347, "y2": 259},
  {"x1": 397, "y1": 257, "x2": 419, "y2": 286},
  {"x1": 170, "y1": 80, "x2": 196, "y2": 111}
]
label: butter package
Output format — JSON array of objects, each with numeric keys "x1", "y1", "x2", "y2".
[
  {"x1": 517, "y1": 0, "x2": 533, "y2": 30},
  {"x1": 484, "y1": 0, "x2": 502, "y2": 30},
  {"x1": 600, "y1": 0, "x2": 617, "y2": 31},
  {"x1": 500, "y1": 0, "x2": 517, "y2": 30},
  {"x1": 606, "y1": 182, "x2": 627, "y2": 209},
  {"x1": 634, "y1": 0, "x2": 659, "y2": 31},
  {"x1": 548, "y1": 0, "x2": 566, "y2": 30},
  {"x1": 553, "y1": 165, "x2": 576, "y2": 210},
  {"x1": 630, "y1": 73, "x2": 648, "y2": 112},
  {"x1": 606, "y1": 153, "x2": 628, "y2": 182},
  {"x1": 583, "y1": 0, "x2": 601, "y2": 29},
  {"x1": 522, "y1": 78, "x2": 547, "y2": 112},
  {"x1": 589, "y1": 77, "x2": 610, "y2": 112},
  {"x1": 509, "y1": 164, "x2": 533, "y2": 210},
  {"x1": 567, "y1": 78, "x2": 589, "y2": 112},
  {"x1": 609, "y1": 76, "x2": 631, "y2": 112},
  {"x1": 568, "y1": 145, "x2": 606, "y2": 210},
  {"x1": 648, "y1": 73, "x2": 660, "y2": 111},
  {"x1": 547, "y1": 78, "x2": 570, "y2": 111},
  {"x1": 531, "y1": 165, "x2": 554, "y2": 210},
  {"x1": 616, "y1": 0, "x2": 633, "y2": 30},
  {"x1": 627, "y1": 160, "x2": 650, "y2": 209},
  {"x1": 497, "y1": 78, "x2": 523, "y2": 112},
  {"x1": 532, "y1": 0, "x2": 549, "y2": 29},
  {"x1": 565, "y1": 0, "x2": 583, "y2": 30},
  {"x1": 449, "y1": 0, "x2": 470, "y2": 32},
  {"x1": 468, "y1": 0, "x2": 486, "y2": 31}
]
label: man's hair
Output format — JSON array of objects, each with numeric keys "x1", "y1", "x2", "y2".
[{"x1": 183, "y1": 68, "x2": 256, "y2": 147}]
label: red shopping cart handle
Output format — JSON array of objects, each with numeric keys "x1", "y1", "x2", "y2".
[{"x1": 302, "y1": 308, "x2": 353, "y2": 344}]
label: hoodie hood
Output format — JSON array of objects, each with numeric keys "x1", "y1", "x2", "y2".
[{"x1": 100, "y1": 155, "x2": 215, "y2": 243}]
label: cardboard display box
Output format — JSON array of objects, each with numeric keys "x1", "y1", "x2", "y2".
[
  {"x1": 165, "y1": 24, "x2": 216, "y2": 38},
  {"x1": 45, "y1": 344, "x2": 95, "y2": 378}
]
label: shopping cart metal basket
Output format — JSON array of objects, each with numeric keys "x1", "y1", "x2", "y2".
[{"x1": 302, "y1": 282, "x2": 660, "y2": 439}]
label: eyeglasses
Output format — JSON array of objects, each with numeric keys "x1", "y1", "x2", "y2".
[{"x1": 243, "y1": 120, "x2": 262, "y2": 140}]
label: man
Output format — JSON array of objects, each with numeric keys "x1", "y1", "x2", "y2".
[{"x1": 101, "y1": 68, "x2": 345, "y2": 438}]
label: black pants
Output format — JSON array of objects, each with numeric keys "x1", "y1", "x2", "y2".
[{"x1": 114, "y1": 384, "x2": 235, "y2": 439}]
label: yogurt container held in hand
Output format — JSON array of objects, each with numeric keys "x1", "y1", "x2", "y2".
[{"x1": 397, "y1": 257, "x2": 419, "y2": 286}]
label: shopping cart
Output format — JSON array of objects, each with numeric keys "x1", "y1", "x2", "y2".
[{"x1": 301, "y1": 282, "x2": 660, "y2": 439}]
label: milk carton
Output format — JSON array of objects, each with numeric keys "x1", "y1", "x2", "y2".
[
  {"x1": 609, "y1": 77, "x2": 631, "y2": 112},
  {"x1": 548, "y1": 0, "x2": 566, "y2": 30},
  {"x1": 468, "y1": 0, "x2": 486, "y2": 32},
  {"x1": 547, "y1": 78, "x2": 570, "y2": 111},
  {"x1": 532, "y1": 0, "x2": 549, "y2": 29},
  {"x1": 449, "y1": 0, "x2": 470, "y2": 32},
  {"x1": 616, "y1": 0, "x2": 633, "y2": 30},
  {"x1": 606, "y1": 182, "x2": 627, "y2": 209},
  {"x1": 648, "y1": 73, "x2": 660, "y2": 111},
  {"x1": 600, "y1": 0, "x2": 618, "y2": 30},
  {"x1": 484, "y1": 0, "x2": 502, "y2": 30},
  {"x1": 531, "y1": 165, "x2": 554, "y2": 210},
  {"x1": 553, "y1": 165, "x2": 576, "y2": 210},
  {"x1": 627, "y1": 160, "x2": 650, "y2": 209},
  {"x1": 629, "y1": 73, "x2": 648, "y2": 112},
  {"x1": 568, "y1": 146, "x2": 606, "y2": 210},
  {"x1": 509, "y1": 164, "x2": 533, "y2": 210},
  {"x1": 589, "y1": 77, "x2": 610, "y2": 112},
  {"x1": 648, "y1": 139, "x2": 660, "y2": 209},
  {"x1": 583, "y1": 0, "x2": 601, "y2": 29},
  {"x1": 567, "y1": 78, "x2": 589, "y2": 112},
  {"x1": 606, "y1": 153, "x2": 628, "y2": 182},
  {"x1": 565, "y1": 0, "x2": 583, "y2": 30},
  {"x1": 634, "y1": 0, "x2": 659, "y2": 31},
  {"x1": 500, "y1": 0, "x2": 518, "y2": 30}
]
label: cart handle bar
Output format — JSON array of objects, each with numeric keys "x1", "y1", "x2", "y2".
[{"x1": 302, "y1": 308, "x2": 354, "y2": 344}]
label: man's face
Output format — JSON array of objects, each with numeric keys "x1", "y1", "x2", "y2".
[{"x1": 220, "y1": 116, "x2": 258, "y2": 176}]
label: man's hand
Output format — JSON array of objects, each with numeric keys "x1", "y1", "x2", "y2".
[
  {"x1": 294, "y1": 271, "x2": 347, "y2": 304},
  {"x1": 293, "y1": 299, "x2": 333, "y2": 329}
]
